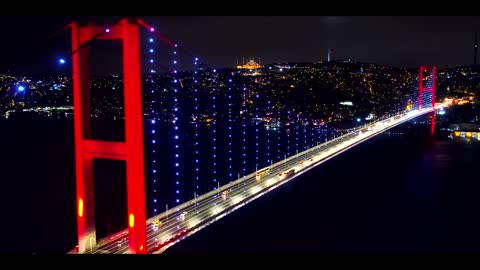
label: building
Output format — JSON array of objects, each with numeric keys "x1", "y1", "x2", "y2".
[{"x1": 236, "y1": 59, "x2": 262, "y2": 70}]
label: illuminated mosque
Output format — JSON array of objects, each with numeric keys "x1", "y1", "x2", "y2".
[{"x1": 236, "y1": 58, "x2": 263, "y2": 69}]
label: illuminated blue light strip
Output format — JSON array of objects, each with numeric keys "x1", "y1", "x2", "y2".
[
  {"x1": 172, "y1": 44, "x2": 181, "y2": 205},
  {"x1": 147, "y1": 31, "x2": 158, "y2": 215},
  {"x1": 242, "y1": 86, "x2": 247, "y2": 177},
  {"x1": 228, "y1": 78, "x2": 233, "y2": 181},
  {"x1": 193, "y1": 57, "x2": 200, "y2": 196},
  {"x1": 212, "y1": 69, "x2": 218, "y2": 190}
]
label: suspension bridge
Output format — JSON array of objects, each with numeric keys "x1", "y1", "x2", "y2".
[{"x1": 66, "y1": 17, "x2": 439, "y2": 254}]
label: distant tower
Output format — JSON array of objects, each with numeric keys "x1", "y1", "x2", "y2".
[
  {"x1": 328, "y1": 48, "x2": 334, "y2": 62},
  {"x1": 474, "y1": 32, "x2": 478, "y2": 65}
]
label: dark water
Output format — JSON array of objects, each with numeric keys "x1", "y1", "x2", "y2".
[{"x1": 1, "y1": 114, "x2": 480, "y2": 254}]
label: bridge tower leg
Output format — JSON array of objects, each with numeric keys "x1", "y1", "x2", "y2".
[
  {"x1": 430, "y1": 66, "x2": 436, "y2": 136},
  {"x1": 419, "y1": 65, "x2": 436, "y2": 135},
  {"x1": 418, "y1": 66, "x2": 426, "y2": 110},
  {"x1": 72, "y1": 17, "x2": 147, "y2": 254}
]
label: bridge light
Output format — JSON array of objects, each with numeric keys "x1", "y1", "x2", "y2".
[
  {"x1": 241, "y1": 86, "x2": 247, "y2": 177},
  {"x1": 192, "y1": 62, "x2": 201, "y2": 192},
  {"x1": 147, "y1": 32, "x2": 160, "y2": 217},
  {"x1": 78, "y1": 198, "x2": 84, "y2": 217},
  {"x1": 267, "y1": 99, "x2": 272, "y2": 164},
  {"x1": 227, "y1": 83, "x2": 234, "y2": 182},
  {"x1": 171, "y1": 44, "x2": 181, "y2": 205},
  {"x1": 129, "y1": 214, "x2": 135, "y2": 228},
  {"x1": 211, "y1": 85, "x2": 218, "y2": 189}
]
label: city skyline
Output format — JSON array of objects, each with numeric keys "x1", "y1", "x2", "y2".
[{"x1": 1, "y1": 16, "x2": 480, "y2": 74}]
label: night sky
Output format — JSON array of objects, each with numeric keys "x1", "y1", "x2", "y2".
[{"x1": 1, "y1": 16, "x2": 479, "y2": 74}]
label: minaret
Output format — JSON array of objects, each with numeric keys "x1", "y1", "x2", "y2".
[{"x1": 474, "y1": 32, "x2": 478, "y2": 65}]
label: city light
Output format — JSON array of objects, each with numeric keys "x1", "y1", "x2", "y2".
[
  {"x1": 17, "y1": 85, "x2": 25, "y2": 91},
  {"x1": 58, "y1": 58, "x2": 66, "y2": 64}
]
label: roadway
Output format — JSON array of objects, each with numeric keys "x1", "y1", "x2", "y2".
[{"x1": 71, "y1": 108, "x2": 434, "y2": 254}]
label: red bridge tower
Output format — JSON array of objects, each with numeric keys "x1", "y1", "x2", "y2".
[{"x1": 71, "y1": 17, "x2": 147, "y2": 254}]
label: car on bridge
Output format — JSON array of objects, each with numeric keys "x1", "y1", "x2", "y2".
[
  {"x1": 256, "y1": 167, "x2": 270, "y2": 181},
  {"x1": 278, "y1": 169, "x2": 296, "y2": 179},
  {"x1": 285, "y1": 169, "x2": 295, "y2": 178}
]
